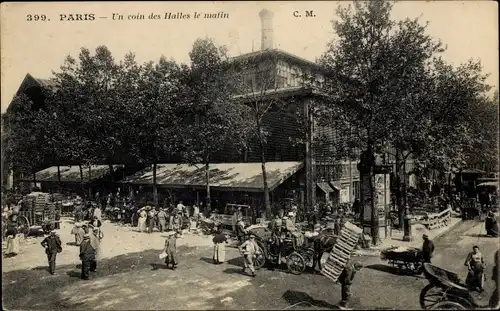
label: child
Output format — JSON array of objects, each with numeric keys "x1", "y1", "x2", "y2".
[{"x1": 163, "y1": 231, "x2": 178, "y2": 270}]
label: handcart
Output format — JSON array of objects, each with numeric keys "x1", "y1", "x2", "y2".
[{"x1": 380, "y1": 246, "x2": 423, "y2": 274}]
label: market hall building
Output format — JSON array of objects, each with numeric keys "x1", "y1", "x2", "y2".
[{"x1": 119, "y1": 9, "x2": 362, "y2": 215}]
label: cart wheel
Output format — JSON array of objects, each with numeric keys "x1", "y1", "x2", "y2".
[
  {"x1": 303, "y1": 248, "x2": 315, "y2": 267},
  {"x1": 420, "y1": 284, "x2": 446, "y2": 310},
  {"x1": 16, "y1": 216, "x2": 30, "y2": 236},
  {"x1": 42, "y1": 225, "x2": 51, "y2": 235},
  {"x1": 429, "y1": 301, "x2": 467, "y2": 310},
  {"x1": 253, "y1": 240, "x2": 267, "y2": 270},
  {"x1": 287, "y1": 252, "x2": 306, "y2": 275}
]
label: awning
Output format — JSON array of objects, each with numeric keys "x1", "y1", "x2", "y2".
[
  {"x1": 24, "y1": 165, "x2": 124, "y2": 183},
  {"x1": 477, "y1": 182, "x2": 498, "y2": 188},
  {"x1": 120, "y1": 162, "x2": 304, "y2": 193},
  {"x1": 329, "y1": 181, "x2": 342, "y2": 191},
  {"x1": 317, "y1": 182, "x2": 335, "y2": 194}
]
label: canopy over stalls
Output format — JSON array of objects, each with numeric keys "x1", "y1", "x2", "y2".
[
  {"x1": 24, "y1": 165, "x2": 124, "y2": 183},
  {"x1": 120, "y1": 162, "x2": 304, "y2": 192}
]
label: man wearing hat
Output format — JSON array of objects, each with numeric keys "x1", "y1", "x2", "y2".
[
  {"x1": 79, "y1": 233, "x2": 96, "y2": 280},
  {"x1": 338, "y1": 260, "x2": 364, "y2": 309},
  {"x1": 235, "y1": 217, "x2": 246, "y2": 244},
  {"x1": 238, "y1": 233, "x2": 261, "y2": 277},
  {"x1": 41, "y1": 230, "x2": 62, "y2": 275},
  {"x1": 422, "y1": 234, "x2": 435, "y2": 264}
]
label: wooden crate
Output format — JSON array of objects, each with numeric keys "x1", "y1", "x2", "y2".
[{"x1": 321, "y1": 221, "x2": 363, "y2": 282}]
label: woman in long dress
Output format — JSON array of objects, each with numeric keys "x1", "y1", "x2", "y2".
[
  {"x1": 5, "y1": 218, "x2": 20, "y2": 257},
  {"x1": 137, "y1": 208, "x2": 147, "y2": 232},
  {"x1": 212, "y1": 229, "x2": 228, "y2": 264}
]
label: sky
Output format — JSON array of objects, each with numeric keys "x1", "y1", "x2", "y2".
[{"x1": 1, "y1": 1, "x2": 498, "y2": 113}]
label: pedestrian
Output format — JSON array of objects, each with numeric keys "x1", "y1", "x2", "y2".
[
  {"x1": 176, "y1": 201, "x2": 185, "y2": 215},
  {"x1": 89, "y1": 228, "x2": 101, "y2": 272},
  {"x1": 74, "y1": 200, "x2": 83, "y2": 222},
  {"x1": 137, "y1": 207, "x2": 147, "y2": 232},
  {"x1": 172, "y1": 212, "x2": 182, "y2": 234},
  {"x1": 79, "y1": 233, "x2": 96, "y2": 280},
  {"x1": 485, "y1": 212, "x2": 499, "y2": 237},
  {"x1": 5, "y1": 216, "x2": 20, "y2": 257},
  {"x1": 93, "y1": 204, "x2": 102, "y2": 222},
  {"x1": 40, "y1": 230, "x2": 62, "y2": 275},
  {"x1": 147, "y1": 207, "x2": 156, "y2": 234},
  {"x1": 71, "y1": 222, "x2": 85, "y2": 246},
  {"x1": 212, "y1": 229, "x2": 228, "y2": 264},
  {"x1": 422, "y1": 234, "x2": 435, "y2": 263},
  {"x1": 337, "y1": 260, "x2": 364, "y2": 310},
  {"x1": 235, "y1": 217, "x2": 246, "y2": 244},
  {"x1": 192, "y1": 204, "x2": 200, "y2": 226},
  {"x1": 163, "y1": 231, "x2": 178, "y2": 270},
  {"x1": 238, "y1": 233, "x2": 261, "y2": 277},
  {"x1": 157, "y1": 208, "x2": 167, "y2": 232},
  {"x1": 465, "y1": 245, "x2": 486, "y2": 292}
]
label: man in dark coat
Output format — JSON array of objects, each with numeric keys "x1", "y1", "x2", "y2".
[
  {"x1": 80, "y1": 233, "x2": 96, "y2": 280},
  {"x1": 40, "y1": 230, "x2": 62, "y2": 275},
  {"x1": 422, "y1": 234, "x2": 435, "y2": 263},
  {"x1": 338, "y1": 261, "x2": 363, "y2": 309}
]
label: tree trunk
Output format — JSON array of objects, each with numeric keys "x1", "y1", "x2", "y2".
[
  {"x1": 79, "y1": 164, "x2": 84, "y2": 196},
  {"x1": 57, "y1": 165, "x2": 62, "y2": 191},
  {"x1": 205, "y1": 161, "x2": 211, "y2": 215},
  {"x1": 152, "y1": 162, "x2": 158, "y2": 206},
  {"x1": 367, "y1": 145, "x2": 379, "y2": 245},
  {"x1": 32, "y1": 169, "x2": 37, "y2": 185},
  {"x1": 395, "y1": 152, "x2": 404, "y2": 229},
  {"x1": 258, "y1": 128, "x2": 271, "y2": 220},
  {"x1": 107, "y1": 162, "x2": 114, "y2": 202}
]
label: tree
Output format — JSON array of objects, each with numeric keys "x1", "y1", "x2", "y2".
[
  {"x1": 130, "y1": 56, "x2": 185, "y2": 205},
  {"x1": 313, "y1": 0, "x2": 446, "y2": 244},
  {"x1": 181, "y1": 38, "x2": 251, "y2": 214}
]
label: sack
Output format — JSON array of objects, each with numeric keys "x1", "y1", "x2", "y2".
[
  {"x1": 159, "y1": 251, "x2": 168, "y2": 259},
  {"x1": 57, "y1": 246, "x2": 62, "y2": 253}
]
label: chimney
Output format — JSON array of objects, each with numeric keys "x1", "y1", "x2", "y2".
[{"x1": 259, "y1": 9, "x2": 274, "y2": 50}]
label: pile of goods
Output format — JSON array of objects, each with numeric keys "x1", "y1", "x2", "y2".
[{"x1": 320, "y1": 221, "x2": 363, "y2": 282}]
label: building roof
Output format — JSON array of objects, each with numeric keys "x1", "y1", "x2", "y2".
[
  {"x1": 22, "y1": 165, "x2": 124, "y2": 183},
  {"x1": 119, "y1": 162, "x2": 304, "y2": 192},
  {"x1": 231, "y1": 49, "x2": 322, "y2": 71},
  {"x1": 232, "y1": 86, "x2": 328, "y2": 103}
]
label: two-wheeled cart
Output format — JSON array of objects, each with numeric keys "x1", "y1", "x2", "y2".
[{"x1": 380, "y1": 246, "x2": 424, "y2": 274}]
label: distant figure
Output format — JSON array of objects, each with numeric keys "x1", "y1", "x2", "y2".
[
  {"x1": 212, "y1": 229, "x2": 228, "y2": 264},
  {"x1": 465, "y1": 245, "x2": 486, "y2": 292},
  {"x1": 71, "y1": 223, "x2": 85, "y2": 246},
  {"x1": 79, "y1": 233, "x2": 96, "y2": 280},
  {"x1": 163, "y1": 231, "x2": 178, "y2": 270},
  {"x1": 235, "y1": 217, "x2": 246, "y2": 244},
  {"x1": 89, "y1": 228, "x2": 101, "y2": 272},
  {"x1": 338, "y1": 261, "x2": 364, "y2": 310},
  {"x1": 176, "y1": 201, "x2": 185, "y2": 215},
  {"x1": 41, "y1": 230, "x2": 62, "y2": 275},
  {"x1": 93, "y1": 205, "x2": 102, "y2": 222},
  {"x1": 147, "y1": 207, "x2": 156, "y2": 234},
  {"x1": 421, "y1": 234, "x2": 435, "y2": 263},
  {"x1": 157, "y1": 209, "x2": 168, "y2": 232},
  {"x1": 485, "y1": 212, "x2": 499, "y2": 237},
  {"x1": 137, "y1": 208, "x2": 147, "y2": 232},
  {"x1": 5, "y1": 218, "x2": 19, "y2": 257}
]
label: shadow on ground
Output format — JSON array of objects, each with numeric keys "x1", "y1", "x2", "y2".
[
  {"x1": 2, "y1": 244, "x2": 209, "y2": 310},
  {"x1": 282, "y1": 290, "x2": 339, "y2": 310}
]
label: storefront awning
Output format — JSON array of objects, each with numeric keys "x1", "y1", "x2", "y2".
[
  {"x1": 317, "y1": 182, "x2": 335, "y2": 194},
  {"x1": 23, "y1": 165, "x2": 124, "y2": 183},
  {"x1": 120, "y1": 162, "x2": 304, "y2": 193},
  {"x1": 329, "y1": 181, "x2": 342, "y2": 191}
]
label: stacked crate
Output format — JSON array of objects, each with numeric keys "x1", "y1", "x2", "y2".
[{"x1": 321, "y1": 221, "x2": 363, "y2": 282}]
